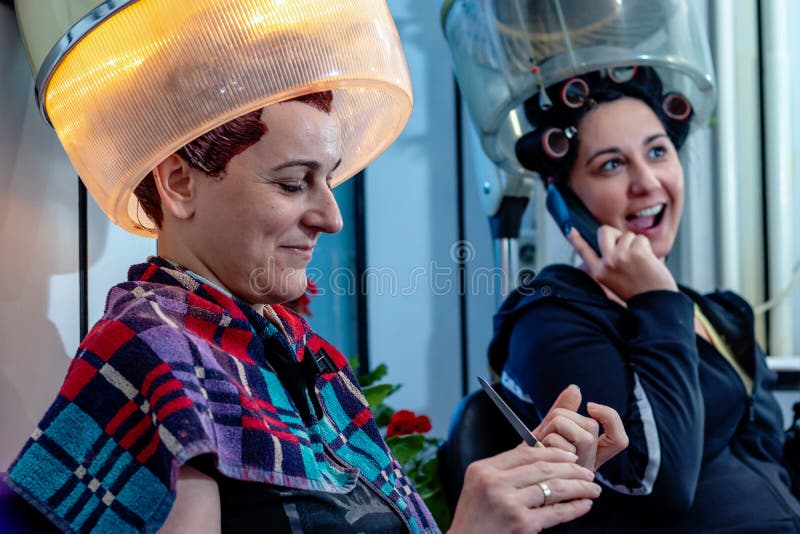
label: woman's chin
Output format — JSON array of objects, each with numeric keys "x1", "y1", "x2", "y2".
[
  {"x1": 649, "y1": 236, "x2": 675, "y2": 261},
  {"x1": 243, "y1": 275, "x2": 308, "y2": 307},
  {"x1": 282, "y1": 279, "x2": 310, "y2": 302}
]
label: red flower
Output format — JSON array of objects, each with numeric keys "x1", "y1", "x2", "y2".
[
  {"x1": 412, "y1": 415, "x2": 432, "y2": 433},
  {"x1": 387, "y1": 410, "x2": 432, "y2": 438}
]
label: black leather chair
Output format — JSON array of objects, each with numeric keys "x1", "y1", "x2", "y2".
[{"x1": 439, "y1": 383, "x2": 534, "y2": 512}]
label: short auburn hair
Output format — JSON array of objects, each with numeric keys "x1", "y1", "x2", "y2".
[{"x1": 134, "y1": 91, "x2": 334, "y2": 228}]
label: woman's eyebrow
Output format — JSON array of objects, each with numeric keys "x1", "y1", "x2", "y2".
[
  {"x1": 644, "y1": 133, "x2": 668, "y2": 144},
  {"x1": 271, "y1": 158, "x2": 342, "y2": 172},
  {"x1": 586, "y1": 147, "x2": 620, "y2": 166}
]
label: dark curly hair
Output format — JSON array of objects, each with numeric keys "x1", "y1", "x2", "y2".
[
  {"x1": 134, "y1": 91, "x2": 334, "y2": 228},
  {"x1": 515, "y1": 66, "x2": 693, "y2": 183}
]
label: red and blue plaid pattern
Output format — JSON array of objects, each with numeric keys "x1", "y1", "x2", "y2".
[{"x1": 6, "y1": 257, "x2": 438, "y2": 533}]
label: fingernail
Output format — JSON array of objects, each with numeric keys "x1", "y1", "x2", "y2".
[
  {"x1": 564, "y1": 223, "x2": 572, "y2": 235},
  {"x1": 569, "y1": 384, "x2": 580, "y2": 392}
]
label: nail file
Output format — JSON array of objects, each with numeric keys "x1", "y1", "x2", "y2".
[{"x1": 478, "y1": 376, "x2": 544, "y2": 448}]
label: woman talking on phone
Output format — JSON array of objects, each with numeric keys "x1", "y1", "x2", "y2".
[{"x1": 488, "y1": 66, "x2": 800, "y2": 532}]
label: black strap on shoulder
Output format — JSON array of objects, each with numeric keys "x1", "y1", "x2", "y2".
[{"x1": 302, "y1": 346, "x2": 337, "y2": 376}]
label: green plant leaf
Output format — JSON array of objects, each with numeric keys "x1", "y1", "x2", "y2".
[
  {"x1": 387, "y1": 434, "x2": 426, "y2": 465},
  {"x1": 362, "y1": 383, "x2": 400, "y2": 411},
  {"x1": 357, "y1": 363, "x2": 389, "y2": 387},
  {"x1": 415, "y1": 456, "x2": 439, "y2": 484},
  {"x1": 422, "y1": 436, "x2": 443, "y2": 448},
  {"x1": 372, "y1": 404, "x2": 396, "y2": 428},
  {"x1": 348, "y1": 356, "x2": 360, "y2": 374}
]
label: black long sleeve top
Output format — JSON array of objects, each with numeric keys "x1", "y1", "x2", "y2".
[{"x1": 489, "y1": 264, "x2": 800, "y2": 533}]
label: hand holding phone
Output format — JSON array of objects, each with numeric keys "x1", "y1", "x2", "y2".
[
  {"x1": 546, "y1": 182, "x2": 602, "y2": 257},
  {"x1": 546, "y1": 181, "x2": 678, "y2": 300}
]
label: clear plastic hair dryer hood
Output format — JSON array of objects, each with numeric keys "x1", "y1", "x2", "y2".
[
  {"x1": 441, "y1": 0, "x2": 717, "y2": 178},
  {"x1": 14, "y1": 0, "x2": 413, "y2": 236}
]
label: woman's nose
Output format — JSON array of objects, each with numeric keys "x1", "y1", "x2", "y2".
[
  {"x1": 629, "y1": 162, "x2": 661, "y2": 195},
  {"x1": 305, "y1": 184, "x2": 343, "y2": 234}
]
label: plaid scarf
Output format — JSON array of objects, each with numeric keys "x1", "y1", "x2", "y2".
[{"x1": 6, "y1": 257, "x2": 438, "y2": 533}]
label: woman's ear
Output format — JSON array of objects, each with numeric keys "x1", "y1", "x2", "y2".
[{"x1": 152, "y1": 154, "x2": 196, "y2": 221}]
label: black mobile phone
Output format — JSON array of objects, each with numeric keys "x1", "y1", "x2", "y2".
[{"x1": 545, "y1": 182, "x2": 602, "y2": 256}]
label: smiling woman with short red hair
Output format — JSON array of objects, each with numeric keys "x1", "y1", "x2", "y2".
[{"x1": 6, "y1": 91, "x2": 624, "y2": 533}]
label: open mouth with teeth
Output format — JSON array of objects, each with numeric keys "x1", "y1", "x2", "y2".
[{"x1": 625, "y1": 203, "x2": 666, "y2": 231}]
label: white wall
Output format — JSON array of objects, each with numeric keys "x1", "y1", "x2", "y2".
[
  {"x1": 1, "y1": 8, "x2": 78, "y2": 468},
  {"x1": 366, "y1": 0, "x2": 463, "y2": 434},
  {"x1": 86, "y1": 197, "x2": 155, "y2": 330}
]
